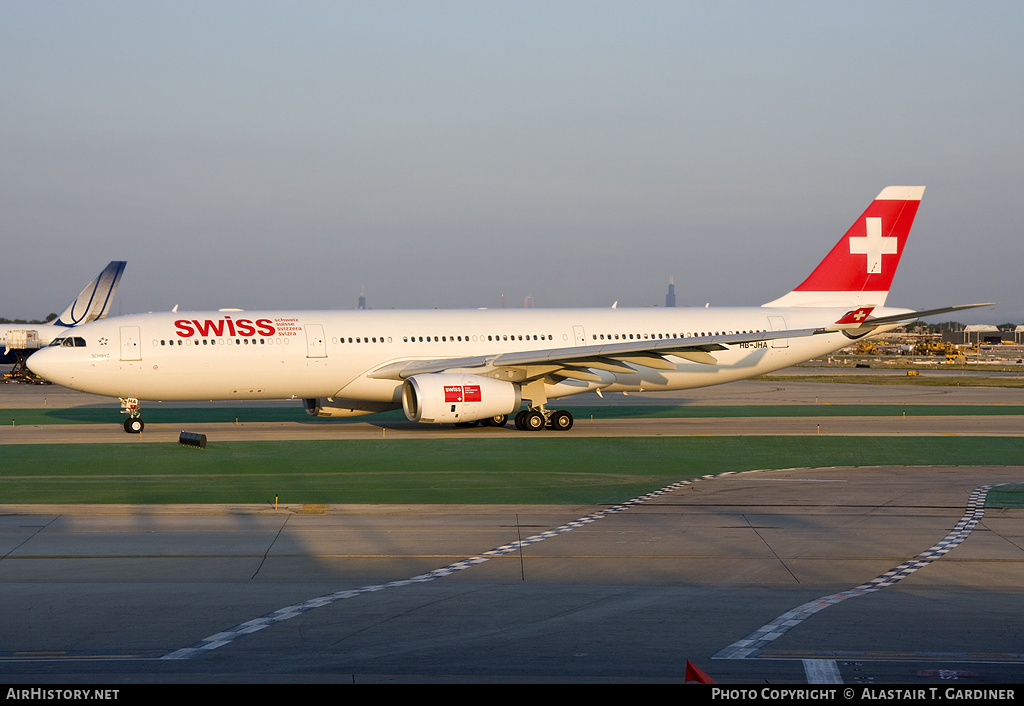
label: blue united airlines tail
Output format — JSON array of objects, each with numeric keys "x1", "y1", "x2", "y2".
[{"x1": 53, "y1": 261, "x2": 127, "y2": 327}]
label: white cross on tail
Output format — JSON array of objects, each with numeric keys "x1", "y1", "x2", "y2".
[{"x1": 848, "y1": 217, "x2": 897, "y2": 274}]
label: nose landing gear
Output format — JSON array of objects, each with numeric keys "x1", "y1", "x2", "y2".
[{"x1": 120, "y1": 397, "x2": 144, "y2": 434}]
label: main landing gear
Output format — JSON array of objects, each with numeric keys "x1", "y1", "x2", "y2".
[
  {"x1": 453, "y1": 408, "x2": 575, "y2": 431},
  {"x1": 514, "y1": 407, "x2": 574, "y2": 431},
  {"x1": 120, "y1": 397, "x2": 144, "y2": 434}
]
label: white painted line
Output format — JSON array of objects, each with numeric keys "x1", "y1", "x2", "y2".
[
  {"x1": 162, "y1": 478, "x2": 699, "y2": 659},
  {"x1": 713, "y1": 483, "x2": 1005, "y2": 662},
  {"x1": 804, "y1": 659, "x2": 842, "y2": 684}
]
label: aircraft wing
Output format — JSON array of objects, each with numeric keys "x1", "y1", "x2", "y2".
[{"x1": 367, "y1": 327, "x2": 823, "y2": 382}]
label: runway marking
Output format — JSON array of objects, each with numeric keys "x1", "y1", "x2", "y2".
[
  {"x1": 160, "y1": 477, "x2": 703, "y2": 660},
  {"x1": 712, "y1": 483, "x2": 1005, "y2": 661},
  {"x1": 158, "y1": 473, "x2": 1008, "y2": 662},
  {"x1": 803, "y1": 658, "x2": 842, "y2": 684}
]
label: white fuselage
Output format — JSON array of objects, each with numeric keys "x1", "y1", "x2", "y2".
[{"x1": 27, "y1": 305, "x2": 901, "y2": 405}]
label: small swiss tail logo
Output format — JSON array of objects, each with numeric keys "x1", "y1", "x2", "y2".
[
  {"x1": 834, "y1": 306, "x2": 875, "y2": 325},
  {"x1": 764, "y1": 186, "x2": 924, "y2": 308}
]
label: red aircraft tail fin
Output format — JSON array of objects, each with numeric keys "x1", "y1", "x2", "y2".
[{"x1": 764, "y1": 186, "x2": 924, "y2": 309}]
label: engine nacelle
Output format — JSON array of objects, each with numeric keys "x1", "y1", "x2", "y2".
[
  {"x1": 303, "y1": 398, "x2": 399, "y2": 418},
  {"x1": 402, "y1": 374, "x2": 521, "y2": 424}
]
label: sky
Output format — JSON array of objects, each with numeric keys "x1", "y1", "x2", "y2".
[{"x1": 2, "y1": 1, "x2": 1021, "y2": 323}]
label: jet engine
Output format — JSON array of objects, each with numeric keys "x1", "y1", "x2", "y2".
[{"x1": 402, "y1": 373, "x2": 520, "y2": 424}]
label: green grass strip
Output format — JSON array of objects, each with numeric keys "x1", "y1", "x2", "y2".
[
  {"x1": 1, "y1": 436, "x2": 1022, "y2": 505},
  {"x1": 559, "y1": 405, "x2": 1024, "y2": 418},
  {"x1": 4, "y1": 404, "x2": 1024, "y2": 426},
  {"x1": 985, "y1": 484, "x2": 1024, "y2": 509}
]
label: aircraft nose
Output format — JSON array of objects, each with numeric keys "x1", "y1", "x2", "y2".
[{"x1": 26, "y1": 347, "x2": 65, "y2": 384}]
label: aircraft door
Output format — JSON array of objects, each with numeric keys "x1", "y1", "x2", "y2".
[
  {"x1": 573, "y1": 325, "x2": 586, "y2": 345},
  {"x1": 305, "y1": 324, "x2": 327, "y2": 358},
  {"x1": 767, "y1": 316, "x2": 789, "y2": 348},
  {"x1": 120, "y1": 326, "x2": 142, "y2": 361}
]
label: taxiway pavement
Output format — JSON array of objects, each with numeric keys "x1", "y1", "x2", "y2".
[
  {"x1": 1, "y1": 375, "x2": 1022, "y2": 683},
  {"x1": 0, "y1": 466, "x2": 1022, "y2": 683}
]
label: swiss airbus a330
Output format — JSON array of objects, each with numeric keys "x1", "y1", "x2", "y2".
[{"x1": 28, "y1": 187, "x2": 988, "y2": 433}]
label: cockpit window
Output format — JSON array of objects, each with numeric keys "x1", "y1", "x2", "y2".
[{"x1": 49, "y1": 337, "x2": 87, "y2": 347}]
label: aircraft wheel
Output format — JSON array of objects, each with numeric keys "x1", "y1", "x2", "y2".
[
  {"x1": 522, "y1": 410, "x2": 546, "y2": 431},
  {"x1": 514, "y1": 410, "x2": 528, "y2": 430},
  {"x1": 549, "y1": 410, "x2": 574, "y2": 431},
  {"x1": 123, "y1": 417, "x2": 144, "y2": 434},
  {"x1": 483, "y1": 414, "x2": 508, "y2": 427}
]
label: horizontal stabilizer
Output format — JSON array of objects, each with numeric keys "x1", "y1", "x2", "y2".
[{"x1": 819, "y1": 303, "x2": 996, "y2": 333}]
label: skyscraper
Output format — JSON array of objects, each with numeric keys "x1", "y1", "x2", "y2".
[{"x1": 665, "y1": 277, "x2": 676, "y2": 308}]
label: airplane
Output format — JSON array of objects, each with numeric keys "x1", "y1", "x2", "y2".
[
  {"x1": 27, "y1": 187, "x2": 990, "y2": 433},
  {"x1": 2, "y1": 261, "x2": 127, "y2": 380}
]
